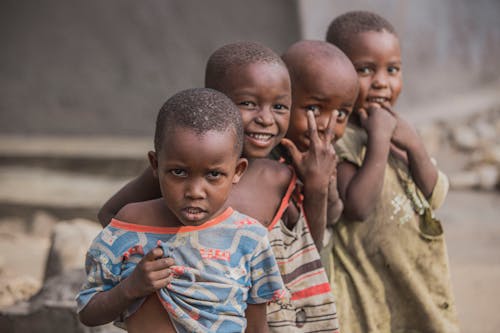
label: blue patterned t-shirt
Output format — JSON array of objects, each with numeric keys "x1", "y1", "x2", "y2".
[{"x1": 76, "y1": 207, "x2": 286, "y2": 333}]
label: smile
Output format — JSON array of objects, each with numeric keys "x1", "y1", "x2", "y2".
[
  {"x1": 367, "y1": 96, "x2": 390, "y2": 104},
  {"x1": 246, "y1": 132, "x2": 274, "y2": 142}
]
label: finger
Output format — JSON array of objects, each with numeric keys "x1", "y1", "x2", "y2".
[
  {"x1": 142, "y1": 247, "x2": 164, "y2": 262},
  {"x1": 379, "y1": 100, "x2": 393, "y2": 113},
  {"x1": 148, "y1": 256, "x2": 175, "y2": 272},
  {"x1": 366, "y1": 102, "x2": 382, "y2": 112},
  {"x1": 306, "y1": 110, "x2": 320, "y2": 144},
  {"x1": 324, "y1": 110, "x2": 339, "y2": 143},
  {"x1": 280, "y1": 138, "x2": 302, "y2": 167},
  {"x1": 155, "y1": 273, "x2": 175, "y2": 290},
  {"x1": 358, "y1": 108, "x2": 368, "y2": 124}
]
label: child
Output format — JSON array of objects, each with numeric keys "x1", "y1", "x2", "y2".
[
  {"x1": 278, "y1": 40, "x2": 359, "y2": 283},
  {"x1": 326, "y1": 11, "x2": 460, "y2": 333},
  {"x1": 77, "y1": 88, "x2": 286, "y2": 332},
  {"x1": 97, "y1": 41, "x2": 340, "y2": 332}
]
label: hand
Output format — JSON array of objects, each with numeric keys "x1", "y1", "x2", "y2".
[
  {"x1": 281, "y1": 110, "x2": 338, "y2": 189},
  {"x1": 390, "y1": 113, "x2": 420, "y2": 151},
  {"x1": 120, "y1": 247, "x2": 175, "y2": 300},
  {"x1": 357, "y1": 102, "x2": 397, "y2": 140}
]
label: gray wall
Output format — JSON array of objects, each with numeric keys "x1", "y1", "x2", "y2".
[
  {"x1": 298, "y1": 0, "x2": 500, "y2": 110},
  {"x1": 0, "y1": 0, "x2": 300, "y2": 136},
  {"x1": 2, "y1": 0, "x2": 499, "y2": 136}
]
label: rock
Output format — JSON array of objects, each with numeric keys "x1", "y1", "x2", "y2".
[
  {"x1": 0, "y1": 233, "x2": 50, "y2": 308},
  {"x1": 0, "y1": 269, "x2": 122, "y2": 332},
  {"x1": 29, "y1": 211, "x2": 57, "y2": 238},
  {"x1": 472, "y1": 120, "x2": 497, "y2": 143},
  {"x1": 44, "y1": 219, "x2": 101, "y2": 280},
  {"x1": 471, "y1": 145, "x2": 500, "y2": 166},
  {"x1": 449, "y1": 170, "x2": 479, "y2": 190},
  {"x1": 0, "y1": 276, "x2": 41, "y2": 309},
  {"x1": 451, "y1": 125, "x2": 480, "y2": 151},
  {"x1": 449, "y1": 165, "x2": 499, "y2": 190},
  {"x1": 476, "y1": 164, "x2": 499, "y2": 190}
]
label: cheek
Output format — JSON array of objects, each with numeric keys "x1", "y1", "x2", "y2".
[
  {"x1": 357, "y1": 79, "x2": 370, "y2": 98},
  {"x1": 391, "y1": 79, "x2": 403, "y2": 99},
  {"x1": 239, "y1": 110, "x2": 253, "y2": 128},
  {"x1": 276, "y1": 115, "x2": 290, "y2": 137},
  {"x1": 334, "y1": 123, "x2": 347, "y2": 141}
]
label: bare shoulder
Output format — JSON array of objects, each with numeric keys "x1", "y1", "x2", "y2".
[
  {"x1": 251, "y1": 158, "x2": 293, "y2": 190},
  {"x1": 114, "y1": 199, "x2": 161, "y2": 225}
]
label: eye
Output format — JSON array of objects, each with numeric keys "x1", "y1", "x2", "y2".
[
  {"x1": 273, "y1": 103, "x2": 290, "y2": 113},
  {"x1": 170, "y1": 169, "x2": 187, "y2": 177},
  {"x1": 356, "y1": 66, "x2": 372, "y2": 76},
  {"x1": 206, "y1": 170, "x2": 223, "y2": 180},
  {"x1": 305, "y1": 105, "x2": 320, "y2": 116},
  {"x1": 336, "y1": 109, "x2": 350, "y2": 122},
  {"x1": 238, "y1": 101, "x2": 256, "y2": 109},
  {"x1": 388, "y1": 65, "x2": 400, "y2": 75}
]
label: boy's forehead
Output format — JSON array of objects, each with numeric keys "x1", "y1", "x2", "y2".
[
  {"x1": 347, "y1": 30, "x2": 400, "y2": 56},
  {"x1": 160, "y1": 127, "x2": 238, "y2": 154},
  {"x1": 220, "y1": 61, "x2": 290, "y2": 94},
  {"x1": 294, "y1": 60, "x2": 358, "y2": 101}
]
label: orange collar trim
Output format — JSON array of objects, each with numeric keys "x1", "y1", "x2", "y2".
[{"x1": 110, "y1": 207, "x2": 234, "y2": 234}]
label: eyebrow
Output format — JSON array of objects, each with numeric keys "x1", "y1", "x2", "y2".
[{"x1": 309, "y1": 95, "x2": 329, "y2": 102}]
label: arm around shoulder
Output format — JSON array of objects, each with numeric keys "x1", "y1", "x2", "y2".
[{"x1": 98, "y1": 166, "x2": 162, "y2": 227}]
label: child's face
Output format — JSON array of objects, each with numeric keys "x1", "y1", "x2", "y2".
[
  {"x1": 149, "y1": 128, "x2": 246, "y2": 226},
  {"x1": 347, "y1": 30, "x2": 402, "y2": 112},
  {"x1": 286, "y1": 60, "x2": 358, "y2": 152},
  {"x1": 220, "y1": 62, "x2": 291, "y2": 158}
]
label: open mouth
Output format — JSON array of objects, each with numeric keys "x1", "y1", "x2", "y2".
[
  {"x1": 366, "y1": 96, "x2": 390, "y2": 104},
  {"x1": 182, "y1": 207, "x2": 207, "y2": 221},
  {"x1": 245, "y1": 132, "x2": 275, "y2": 147}
]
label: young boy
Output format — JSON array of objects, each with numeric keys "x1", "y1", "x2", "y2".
[
  {"x1": 96, "y1": 41, "x2": 340, "y2": 332},
  {"x1": 278, "y1": 40, "x2": 359, "y2": 282},
  {"x1": 77, "y1": 88, "x2": 286, "y2": 332},
  {"x1": 326, "y1": 10, "x2": 460, "y2": 332}
]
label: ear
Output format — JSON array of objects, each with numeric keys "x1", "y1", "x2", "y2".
[
  {"x1": 148, "y1": 151, "x2": 159, "y2": 178},
  {"x1": 232, "y1": 157, "x2": 248, "y2": 184}
]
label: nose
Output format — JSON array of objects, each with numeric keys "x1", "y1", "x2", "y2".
[
  {"x1": 255, "y1": 106, "x2": 274, "y2": 126},
  {"x1": 371, "y1": 70, "x2": 388, "y2": 89},
  {"x1": 316, "y1": 111, "x2": 332, "y2": 133},
  {"x1": 184, "y1": 178, "x2": 206, "y2": 200}
]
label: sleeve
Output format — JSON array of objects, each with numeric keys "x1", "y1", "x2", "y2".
[
  {"x1": 334, "y1": 125, "x2": 367, "y2": 167},
  {"x1": 428, "y1": 169, "x2": 449, "y2": 210},
  {"x1": 246, "y1": 230, "x2": 287, "y2": 304},
  {"x1": 75, "y1": 233, "x2": 123, "y2": 313}
]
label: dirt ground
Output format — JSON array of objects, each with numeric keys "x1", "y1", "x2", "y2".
[{"x1": 438, "y1": 189, "x2": 500, "y2": 332}]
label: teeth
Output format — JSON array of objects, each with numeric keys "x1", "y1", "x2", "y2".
[
  {"x1": 186, "y1": 208, "x2": 202, "y2": 214},
  {"x1": 247, "y1": 133, "x2": 272, "y2": 141},
  {"x1": 368, "y1": 97, "x2": 388, "y2": 103}
]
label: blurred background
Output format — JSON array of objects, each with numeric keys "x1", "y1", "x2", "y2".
[{"x1": 0, "y1": 0, "x2": 499, "y2": 332}]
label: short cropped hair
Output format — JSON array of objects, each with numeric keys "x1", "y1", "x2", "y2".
[
  {"x1": 326, "y1": 10, "x2": 396, "y2": 52},
  {"x1": 205, "y1": 41, "x2": 285, "y2": 91},
  {"x1": 154, "y1": 88, "x2": 244, "y2": 155}
]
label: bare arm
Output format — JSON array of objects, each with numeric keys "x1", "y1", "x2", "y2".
[
  {"x1": 98, "y1": 166, "x2": 162, "y2": 227},
  {"x1": 245, "y1": 303, "x2": 269, "y2": 333},
  {"x1": 338, "y1": 106, "x2": 396, "y2": 221},
  {"x1": 390, "y1": 115, "x2": 438, "y2": 197}
]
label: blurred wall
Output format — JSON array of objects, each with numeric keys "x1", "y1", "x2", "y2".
[
  {"x1": 2, "y1": 1, "x2": 499, "y2": 136},
  {"x1": 297, "y1": 0, "x2": 500, "y2": 110},
  {"x1": 0, "y1": 0, "x2": 300, "y2": 136}
]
